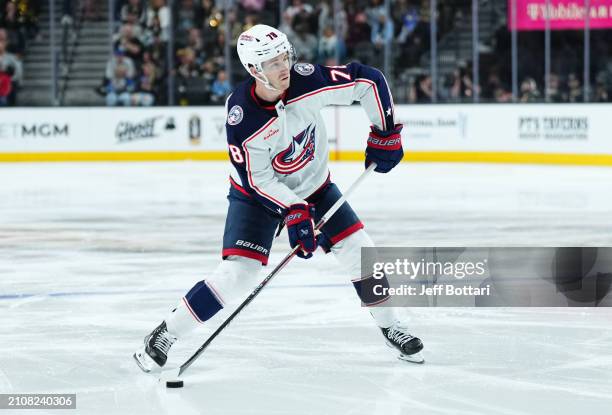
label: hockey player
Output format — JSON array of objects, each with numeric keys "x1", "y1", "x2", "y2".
[{"x1": 134, "y1": 24, "x2": 424, "y2": 372}]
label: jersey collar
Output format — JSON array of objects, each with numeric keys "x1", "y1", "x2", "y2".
[{"x1": 249, "y1": 82, "x2": 287, "y2": 114}]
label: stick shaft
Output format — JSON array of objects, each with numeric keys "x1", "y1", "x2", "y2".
[{"x1": 178, "y1": 164, "x2": 376, "y2": 375}]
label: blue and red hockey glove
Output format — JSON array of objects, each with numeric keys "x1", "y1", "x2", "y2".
[
  {"x1": 365, "y1": 123, "x2": 404, "y2": 173},
  {"x1": 286, "y1": 203, "x2": 317, "y2": 259}
]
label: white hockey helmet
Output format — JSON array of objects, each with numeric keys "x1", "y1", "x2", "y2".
[{"x1": 237, "y1": 24, "x2": 296, "y2": 90}]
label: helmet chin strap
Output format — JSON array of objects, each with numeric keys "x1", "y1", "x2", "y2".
[{"x1": 253, "y1": 71, "x2": 283, "y2": 92}]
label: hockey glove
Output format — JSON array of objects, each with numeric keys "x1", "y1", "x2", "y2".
[
  {"x1": 286, "y1": 203, "x2": 317, "y2": 259},
  {"x1": 365, "y1": 123, "x2": 404, "y2": 173}
]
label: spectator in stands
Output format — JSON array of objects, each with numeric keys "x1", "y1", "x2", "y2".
[
  {"x1": 241, "y1": 14, "x2": 258, "y2": 32},
  {"x1": 593, "y1": 72, "x2": 609, "y2": 102},
  {"x1": 176, "y1": 47, "x2": 201, "y2": 79},
  {"x1": 370, "y1": 10, "x2": 394, "y2": 52},
  {"x1": 17, "y1": 0, "x2": 40, "y2": 40},
  {"x1": 103, "y1": 49, "x2": 135, "y2": 103},
  {"x1": 210, "y1": 69, "x2": 231, "y2": 103},
  {"x1": 226, "y1": 9, "x2": 245, "y2": 49},
  {"x1": 345, "y1": 2, "x2": 372, "y2": 63},
  {"x1": 566, "y1": 72, "x2": 583, "y2": 103},
  {"x1": 1, "y1": 1, "x2": 25, "y2": 56},
  {"x1": 0, "y1": 28, "x2": 22, "y2": 106},
  {"x1": 317, "y1": 0, "x2": 346, "y2": 40},
  {"x1": 287, "y1": 0, "x2": 315, "y2": 33},
  {"x1": 106, "y1": 64, "x2": 135, "y2": 107},
  {"x1": 318, "y1": 25, "x2": 344, "y2": 65},
  {"x1": 145, "y1": 0, "x2": 170, "y2": 42},
  {"x1": 201, "y1": 59, "x2": 216, "y2": 88},
  {"x1": 0, "y1": 66, "x2": 11, "y2": 105},
  {"x1": 365, "y1": 0, "x2": 385, "y2": 26},
  {"x1": 114, "y1": 24, "x2": 144, "y2": 64},
  {"x1": 241, "y1": 0, "x2": 265, "y2": 13},
  {"x1": 546, "y1": 72, "x2": 564, "y2": 103},
  {"x1": 278, "y1": 11, "x2": 295, "y2": 40},
  {"x1": 123, "y1": 10, "x2": 145, "y2": 31},
  {"x1": 286, "y1": 0, "x2": 313, "y2": 21},
  {"x1": 120, "y1": 0, "x2": 146, "y2": 25},
  {"x1": 205, "y1": 31, "x2": 225, "y2": 67},
  {"x1": 396, "y1": 4, "x2": 419, "y2": 44},
  {"x1": 449, "y1": 63, "x2": 476, "y2": 102},
  {"x1": 83, "y1": 0, "x2": 103, "y2": 21},
  {"x1": 131, "y1": 61, "x2": 157, "y2": 106},
  {"x1": 185, "y1": 27, "x2": 204, "y2": 59},
  {"x1": 292, "y1": 23, "x2": 317, "y2": 62},
  {"x1": 519, "y1": 77, "x2": 540, "y2": 103},
  {"x1": 409, "y1": 74, "x2": 434, "y2": 103},
  {"x1": 494, "y1": 86, "x2": 513, "y2": 103},
  {"x1": 177, "y1": 0, "x2": 197, "y2": 32},
  {"x1": 195, "y1": 0, "x2": 215, "y2": 26}
]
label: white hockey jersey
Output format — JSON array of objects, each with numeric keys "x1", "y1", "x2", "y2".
[{"x1": 225, "y1": 62, "x2": 396, "y2": 216}]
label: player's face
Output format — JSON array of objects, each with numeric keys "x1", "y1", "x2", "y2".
[{"x1": 262, "y1": 53, "x2": 291, "y2": 91}]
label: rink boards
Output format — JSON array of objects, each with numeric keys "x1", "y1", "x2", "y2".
[{"x1": 1, "y1": 104, "x2": 612, "y2": 165}]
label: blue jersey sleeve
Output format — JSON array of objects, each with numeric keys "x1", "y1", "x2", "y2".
[{"x1": 287, "y1": 62, "x2": 396, "y2": 131}]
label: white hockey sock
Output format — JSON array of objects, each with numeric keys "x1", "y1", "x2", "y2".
[
  {"x1": 165, "y1": 299, "x2": 199, "y2": 338},
  {"x1": 369, "y1": 307, "x2": 398, "y2": 329},
  {"x1": 330, "y1": 230, "x2": 400, "y2": 328},
  {"x1": 166, "y1": 255, "x2": 262, "y2": 338}
]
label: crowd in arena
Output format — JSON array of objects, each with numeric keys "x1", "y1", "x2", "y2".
[
  {"x1": 0, "y1": 0, "x2": 38, "y2": 106},
  {"x1": 100, "y1": 0, "x2": 612, "y2": 106},
  {"x1": 2, "y1": 0, "x2": 611, "y2": 106}
]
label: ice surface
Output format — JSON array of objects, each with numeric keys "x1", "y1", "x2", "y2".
[{"x1": 1, "y1": 162, "x2": 611, "y2": 415}]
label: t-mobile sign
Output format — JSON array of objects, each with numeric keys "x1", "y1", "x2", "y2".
[{"x1": 508, "y1": 0, "x2": 612, "y2": 30}]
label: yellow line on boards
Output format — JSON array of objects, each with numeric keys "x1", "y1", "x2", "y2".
[
  {"x1": 336, "y1": 151, "x2": 612, "y2": 166},
  {"x1": 0, "y1": 151, "x2": 230, "y2": 162},
  {"x1": 1, "y1": 151, "x2": 612, "y2": 166}
]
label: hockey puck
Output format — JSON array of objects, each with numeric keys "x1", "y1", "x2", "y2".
[{"x1": 166, "y1": 380, "x2": 184, "y2": 388}]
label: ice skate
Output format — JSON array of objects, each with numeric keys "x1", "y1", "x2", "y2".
[
  {"x1": 133, "y1": 321, "x2": 177, "y2": 373},
  {"x1": 381, "y1": 322, "x2": 424, "y2": 364}
]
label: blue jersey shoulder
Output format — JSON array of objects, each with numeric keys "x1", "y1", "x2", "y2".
[
  {"x1": 225, "y1": 78, "x2": 275, "y2": 146},
  {"x1": 286, "y1": 63, "x2": 343, "y2": 100},
  {"x1": 286, "y1": 62, "x2": 383, "y2": 102}
]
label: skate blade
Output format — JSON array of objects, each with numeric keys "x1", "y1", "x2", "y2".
[
  {"x1": 385, "y1": 341, "x2": 425, "y2": 364},
  {"x1": 398, "y1": 351, "x2": 425, "y2": 364},
  {"x1": 133, "y1": 350, "x2": 160, "y2": 373}
]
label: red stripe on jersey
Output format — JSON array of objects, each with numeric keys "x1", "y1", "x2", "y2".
[
  {"x1": 222, "y1": 248, "x2": 269, "y2": 265},
  {"x1": 330, "y1": 221, "x2": 364, "y2": 244},
  {"x1": 355, "y1": 78, "x2": 386, "y2": 131},
  {"x1": 250, "y1": 83, "x2": 287, "y2": 110},
  {"x1": 229, "y1": 176, "x2": 251, "y2": 197},
  {"x1": 286, "y1": 79, "x2": 386, "y2": 130},
  {"x1": 286, "y1": 82, "x2": 357, "y2": 104},
  {"x1": 241, "y1": 117, "x2": 289, "y2": 209}
]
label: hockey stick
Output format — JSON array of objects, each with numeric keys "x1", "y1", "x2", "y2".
[{"x1": 177, "y1": 163, "x2": 377, "y2": 376}]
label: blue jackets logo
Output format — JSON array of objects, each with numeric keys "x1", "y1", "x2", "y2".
[
  {"x1": 227, "y1": 105, "x2": 244, "y2": 126},
  {"x1": 294, "y1": 63, "x2": 314, "y2": 76},
  {"x1": 272, "y1": 124, "x2": 316, "y2": 174}
]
